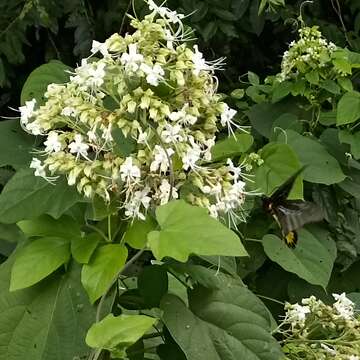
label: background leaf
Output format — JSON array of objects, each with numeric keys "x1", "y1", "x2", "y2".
[
  {"x1": 161, "y1": 286, "x2": 282, "y2": 360},
  {"x1": 336, "y1": 91, "x2": 360, "y2": 125},
  {"x1": 0, "y1": 169, "x2": 83, "y2": 224},
  {"x1": 10, "y1": 237, "x2": 71, "y2": 291},
  {"x1": 0, "y1": 258, "x2": 95, "y2": 360},
  {"x1": 20, "y1": 60, "x2": 72, "y2": 105},
  {"x1": 262, "y1": 227, "x2": 336, "y2": 289}
]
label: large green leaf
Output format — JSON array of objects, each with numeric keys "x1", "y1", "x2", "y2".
[
  {"x1": 71, "y1": 233, "x2": 100, "y2": 264},
  {"x1": 81, "y1": 244, "x2": 128, "y2": 303},
  {"x1": 339, "y1": 130, "x2": 360, "y2": 160},
  {"x1": 0, "y1": 169, "x2": 83, "y2": 224},
  {"x1": 336, "y1": 91, "x2": 360, "y2": 125},
  {"x1": 0, "y1": 120, "x2": 34, "y2": 169},
  {"x1": 161, "y1": 287, "x2": 282, "y2": 360},
  {"x1": 86, "y1": 314, "x2": 156, "y2": 357},
  {"x1": 148, "y1": 200, "x2": 248, "y2": 262},
  {"x1": 20, "y1": 60, "x2": 72, "y2": 105},
  {"x1": 0, "y1": 258, "x2": 95, "y2": 360},
  {"x1": 123, "y1": 215, "x2": 158, "y2": 249},
  {"x1": 211, "y1": 132, "x2": 253, "y2": 161},
  {"x1": 17, "y1": 214, "x2": 80, "y2": 239},
  {"x1": 262, "y1": 227, "x2": 336, "y2": 289},
  {"x1": 255, "y1": 142, "x2": 303, "y2": 198},
  {"x1": 10, "y1": 237, "x2": 71, "y2": 291},
  {"x1": 277, "y1": 130, "x2": 345, "y2": 185}
]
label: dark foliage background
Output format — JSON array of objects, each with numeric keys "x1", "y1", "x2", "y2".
[{"x1": 1, "y1": 0, "x2": 359, "y2": 114}]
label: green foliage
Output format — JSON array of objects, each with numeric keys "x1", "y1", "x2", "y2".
[
  {"x1": 81, "y1": 244, "x2": 128, "y2": 303},
  {"x1": 1, "y1": 1, "x2": 360, "y2": 359},
  {"x1": 86, "y1": 314, "x2": 157, "y2": 357},
  {"x1": 148, "y1": 200, "x2": 248, "y2": 262},
  {"x1": 0, "y1": 169, "x2": 83, "y2": 223}
]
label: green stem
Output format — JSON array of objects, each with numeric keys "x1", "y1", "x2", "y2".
[
  {"x1": 86, "y1": 224, "x2": 109, "y2": 243},
  {"x1": 107, "y1": 215, "x2": 112, "y2": 242},
  {"x1": 256, "y1": 294, "x2": 285, "y2": 305},
  {"x1": 244, "y1": 238, "x2": 263, "y2": 243}
]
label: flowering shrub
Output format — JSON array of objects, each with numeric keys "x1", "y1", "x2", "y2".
[
  {"x1": 19, "y1": 0, "x2": 248, "y2": 224},
  {"x1": 277, "y1": 294, "x2": 360, "y2": 359}
]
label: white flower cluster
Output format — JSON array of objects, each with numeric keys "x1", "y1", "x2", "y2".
[
  {"x1": 278, "y1": 26, "x2": 338, "y2": 82},
  {"x1": 279, "y1": 293, "x2": 360, "y2": 359},
  {"x1": 19, "y1": 0, "x2": 247, "y2": 223}
]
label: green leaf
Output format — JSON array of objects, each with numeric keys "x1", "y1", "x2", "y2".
[
  {"x1": 18, "y1": 214, "x2": 80, "y2": 239},
  {"x1": 123, "y1": 215, "x2": 158, "y2": 249},
  {"x1": 263, "y1": 228, "x2": 336, "y2": 289},
  {"x1": 271, "y1": 81, "x2": 292, "y2": 103},
  {"x1": 255, "y1": 142, "x2": 303, "y2": 198},
  {"x1": 138, "y1": 265, "x2": 168, "y2": 308},
  {"x1": 161, "y1": 289, "x2": 282, "y2": 360},
  {"x1": 211, "y1": 8, "x2": 238, "y2": 21},
  {"x1": 0, "y1": 169, "x2": 83, "y2": 224},
  {"x1": 21, "y1": 60, "x2": 72, "y2": 105},
  {"x1": 305, "y1": 70, "x2": 319, "y2": 84},
  {"x1": 71, "y1": 233, "x2": 100, "y2": 264},
  {"x1": 337, "y1": 91, "x2": 360, "y2": 125},
  {"x1": 248, "y1": 71, "x2": 260, "y2": 86},
  {"x1": 230, "y1": 89, "x2": 245, "y2": 99},
  {"x1": 248, "y1": 100, "x2": 310, "y2": 138},
  {"x1": 320, "y1": 79, "x2": 340, "y2": 94},
  {"x1": 270, "y1": 113, "x2": 302, "y2": 140},
  {"x1": 339, "y1": 130, "x2": 360, "y2": 160},
  {"x1": 112, "y1": 127, "x2": 136, "y2": 157},
  {"x1": 10, "y1": 237, "x2": 71, "y2": 291},
  {"x1": 148, "y1": 200, "x2": 248, "y2": 262},
  {"x1": 81, "y1": 244, "x2": 128, "y2": 303},
  {"x1": 86, "y1": 314, "x2": 156, "y2": 355},
  {"x1": 211, "y1": 132, "x2": 253, "y2": 161},
  {"x1": 0, "y1": 258, "x2": 95, "y2": 360},
  {"x1": 0, "y1": 120, "x2": 35, "y2": 169},
  {"x1": 277, "y1": 130, "x2": 346, "y2": 185},
  {"x1": 319, "y1": 111, "x2": 337, "y2": 126},
  {"x1": 199, "y1": 21, "x2": 217, "y2": 42}
]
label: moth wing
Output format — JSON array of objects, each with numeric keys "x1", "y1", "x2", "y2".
[{"x1": 273, "y1": 200, "x2": 324, "y2": 234}]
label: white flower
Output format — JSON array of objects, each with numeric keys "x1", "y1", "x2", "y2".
[
  {"x1": 120, "y1": 157, "x2": 141, "y2": 183},
  {"x1": 192, "y1": 45, "x2": 213, "y2": 76},
  {"x1": 147, "y1": 0, "x2": 184, "y2": 23},
  {"x1": 121, "y1": 43, "x2": 144, "y2": 72},
  {"x1": 161, "y1": 124, "x2": 184, "y2": 143},
  {"x1": 137, "y1": 129, "x2": 148, "y2": 144},
  {"x1": 286, "y1": 303, "x2": 310, "y2": 326},
  {"x1": 124, "y1": 187, "x2": 151, "y2": 220},
  {"x1": 203, "y1": 137, "x2": 215, "y2": 161},
  {"x1": 61, "y1": 107, "x2": 77, "y2": 117},
  {"x1": 88, "y1": 62, "x2": 106, "y2": 87},
  {"x1": 208, "y1": 204, "x2": 218, "y2": 218},
  {"x1": 332, "y1": 293, "x2": 354, "y2": 320},
  {"x1": 30, "y1": 158, "x2": 46, "y2": 178},
  {"x1": 44, "y1": 132, "x2": 62, "y2": 153},
  {"x1": 164, "y1": 29, "x2": 174, "y2": 50},
  {"x1": 220, "y1": 104, "x2": 239, "y2": 136},
  {"x1": 150, "y1": 145, "x2": 174, "y2": 173},
  {"x1": 68, "y1": 134, "x2": 89, "y2": 158},
  {"x1": 168, "y1": 104, "x2": 197, "y2": 125},
  {"x1": 157, "y1": 179, "x2": 178, "y2": 205},
  {"x1": 320, "y1": 344, "x2": 336, "y2": 356},
  {"x1": 91, "y1": 40, "x2": 109, "y2": 57},
  {"x1": 87, "y1": 128, "x2": 98, "y2": 142},
  {"x1": 19, "y1": 99, "x2": 36, "y2": 125},
  {"x1": 182, "y1": 144, "x2": 201, "y2": 170},
  {"x1": 140, "y1": 63, "x2": 165, "y2": 86},
  {"x1": 348, "y1": 356, "x2": 359, "y2": 360},
  {"x1": 25, "y1": 121, "x2": 44, "y2": 135},
  {"x1": 227, "y1": 159, "x2": 242, "y2": 181}
]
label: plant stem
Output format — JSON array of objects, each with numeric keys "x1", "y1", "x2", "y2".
[
  {"x1": 86, "y1": 223, "x2": 109, "y2": 243},
  {"x1": 256, "y1": 294, "x2": 285, "y2": 305},
  {"x1": 107, "y1": 215, "x2": 112, "y2": 242}
]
